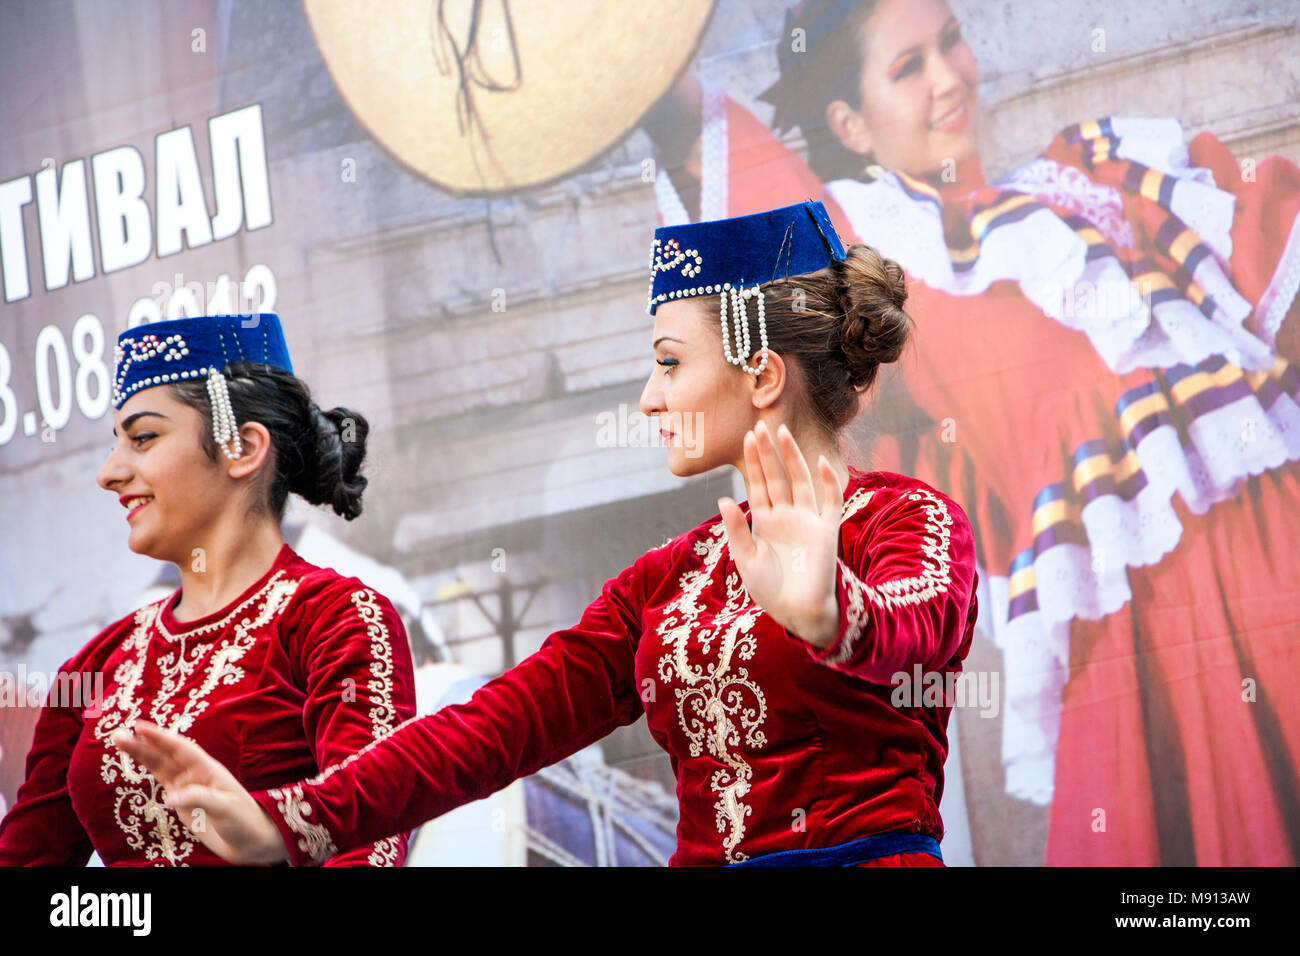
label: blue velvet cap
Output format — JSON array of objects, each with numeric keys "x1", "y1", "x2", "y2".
[
  {"x1": 112, "y1": 313, "x2": 293, "y2": 408},
  {"x1": 647, "y1": 200, "x2": 847, "y2": 314}
]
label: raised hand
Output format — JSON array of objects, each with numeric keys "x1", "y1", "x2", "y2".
[
  {"x1": 111, "y1": 721, "x2": 288, "y2": 864},
  {"x1": 717, "y1": 420, "x2": 845, "y2": 648}
]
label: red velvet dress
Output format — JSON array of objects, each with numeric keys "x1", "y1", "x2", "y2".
[
  {"x1": 665, "y1": 86, "x2": 1300, "y2": 864},
  {"x1": 250, "y1": 469, "x2": 979, "y2": 866},
  {"x1": 0, "y1": 543, "x2": 417, "y2": 866}
]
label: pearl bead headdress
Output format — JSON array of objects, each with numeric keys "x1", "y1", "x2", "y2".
[
  {"x1": 206, "y1": 367, "x2": 243, "y2": 460},
  {"x1": 647, "y1": 200, "x2": 847, "y2": 377},
  {"x1": 113, "y1": 314, "x2": 295, "y2": 461}
]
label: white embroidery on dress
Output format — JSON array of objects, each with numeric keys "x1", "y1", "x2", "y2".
[
  {"x1": 255, "y1": 587, "x2": 404, "y2": 866},
  {"x1": 367, "y1": 835, "x2": 401, "y2": 867},
  {"x1": 654, "y1": 486, "x2": 877, "y2": 862},
  {"x1": 825, "y1": 489, "x2": 954, "y2": 668},
  {"x1": 656, "y1": 521, "x2": 765, "y2": 863},
  {"x1": 265, "y1": 710, "x2": 429, "y2": 866},
  {"x1": 268, "y1": 783, "x2": 338, "y2": 863},
  {"x1": 841, "y1": 486, "x2": 876, "y2": 523},
  {"x1": 92, "y1": 573, "x2": 299, "y2": 866},
  {"x1": 349, "y1": 588, "x2": 402, "y2": 867}
]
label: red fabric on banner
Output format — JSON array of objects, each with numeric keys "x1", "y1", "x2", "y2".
[
  {"x1": 682, "y1": 93, "x2": 1300, "y2": 865},
  {"x1": 1047, "y1": 463, "x2": 1300, "y2": 865}
]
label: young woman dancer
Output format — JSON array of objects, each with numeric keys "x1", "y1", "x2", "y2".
[
  {"x1": 0, "y1": 313, "x2": 417, "y2": 866},
  {"x1": 116, "y1": 202, "x2": 980, "y2": 867},
  {"x1": 645, "y1": 0, "x2": 1300, "y2": 864}
]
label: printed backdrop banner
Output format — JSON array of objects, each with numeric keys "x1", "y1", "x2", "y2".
[{"x1": 1, "y1": 0, "x2": 1298, "y2": 866}]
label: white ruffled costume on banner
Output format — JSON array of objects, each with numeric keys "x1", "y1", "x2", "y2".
[{"x1": 655, "y1": 80, "x2": 1300, "y2": 805}]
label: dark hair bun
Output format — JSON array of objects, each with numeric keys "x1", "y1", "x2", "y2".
[
  {"x1": 835, "y1": 244, "x2": 913, "y2": 389},
  {"x1": 168, "y1": 362, "x2": 372, "y2": 523},
  {"x1": 293, "y1": 404, "x2": 369, "y2": 521}
]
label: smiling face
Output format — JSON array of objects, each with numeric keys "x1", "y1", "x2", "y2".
[
  {"x1": 639, "y1": 298, "x2": 764, "y2": 477},
  {"x1": 828, "y1": 0, "x2": 979, "y2": 177},
  {"x1": 97, "y1": 387, "x2": 245, "y2": 563}
]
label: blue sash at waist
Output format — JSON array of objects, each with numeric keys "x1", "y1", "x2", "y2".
[{"x1": 726, "y1": 831, "x2": 943, "y2": 867}]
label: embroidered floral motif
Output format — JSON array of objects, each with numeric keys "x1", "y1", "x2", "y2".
[
  {"x1": 154, "y1": 578, "x2": 298, "y2": 733},
  {"x1": 266, "y1": 711, "x2": 427, "y2": 866},
  {"x1": 654, "y1": 488, "x2": 875, "y2": 862},
  {"x1": 348, "y1": 588, "x2": 401, "y2": 867},
  {"x1": 842, "y1": 486, "x2": 875, "y2": 522},
  {"x1": 92, "y1": 573, "x2": 298, "y2": 866},
  {"x1": 368, "y1": 836, "x2": 401, "y2": 866},
  {"x1": 254, "y1": 587, "x2": 404, "y2": 866},
  {"x1": 656, "y1": 522, "x2": 765, "y2": 863},
  {"x1": 112, "y1": 331, "x2": 188, "y2": 404},
  {"x1": 351, "y1": 589, "x2": 397, "y2": 736},
  {"x1": 828, "y1": 485, "x2": 878, "y2": 660},
  {"x1": 152, "y1": 572, "x2": 288, "y2": 643},
  {"x1": 269, "y1": 783, "x2": 338, "y2": 863},
  {"x1": 835, "y1": 558, "x2": 870, "y2": 665},
  {"x1": 96, "y1": 609, "x2": 197, "y2": 864},
  {"x1": 651, "y1": 237, "x2": 704, "y2": 277},
  {"x1": 824, "y1": 489, "x2": 954, "y2": 668}
]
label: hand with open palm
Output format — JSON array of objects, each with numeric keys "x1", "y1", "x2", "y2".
[
  {"x1": 717, "y1": 420, "x2": 845, "y2": 649},
  {"x1": 110, "y1": 721, "x2": 288, "y2": 864}
]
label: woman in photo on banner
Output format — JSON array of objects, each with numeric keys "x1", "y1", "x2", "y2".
[
  {"x1": 114, "y1": 200, "x2": 982, "y2": 868},
  {"x1": 641, "y1": 0, "x2": 1300, "y2": 864},
  {"x1": 0, "y1": 314, "x2": 417, "y2": 867}
]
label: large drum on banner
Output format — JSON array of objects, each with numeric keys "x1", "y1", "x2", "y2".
[{"x1": 303, "y1": 0, "x2": 717, "y2": 195}]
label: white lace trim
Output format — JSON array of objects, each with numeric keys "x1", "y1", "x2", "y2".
[
  {"x1": 825, "y1": 116, "x2": 1273, "y2": 376},
  {"x1": 995, "y1": 157, "x2": 1136, "y2": 250},
  {"x1": 1112, "y1": 117, "x2": 1226, "y2": 184},
  {"x1": 1034, "y1": 246, "x2": 1273, "y2": 374},
  {"x1": 970, "y1": 564, "x2": 1064, "y2": 806},
  {"x1": 822, "y1": 115, "x2": 1300, "y2": 805},
  {"x1": 980, "y1": 365, "x2": 1300, "y2": 805},
  {"x1": 1256, "y1": 209, "x2": 1300, "y2": 347}
]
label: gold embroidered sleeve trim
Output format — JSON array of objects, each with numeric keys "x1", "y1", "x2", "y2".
[
  {"x1": 348, "y1": 587, "x2": 403, "y2": 867},
  {"x1": 268, "y1": 783, "x2": 338, "y2": 865},
  {"x1": 823, "y1": 489, "x2": 954, "y2": 669}
]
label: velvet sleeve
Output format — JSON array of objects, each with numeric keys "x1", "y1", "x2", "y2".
[
  {"x1": 253, "y1": 552, "x2": 654, "y2": 866},
  {"x1": 289, "y1": 581, "x2": 418, "y2": 867},
  {"x1": 0, "y1": 656, "x2": 99, "y2": 865},
  {"x1": 790, "y1": 487, "x2": 979, "y2": 685}
]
